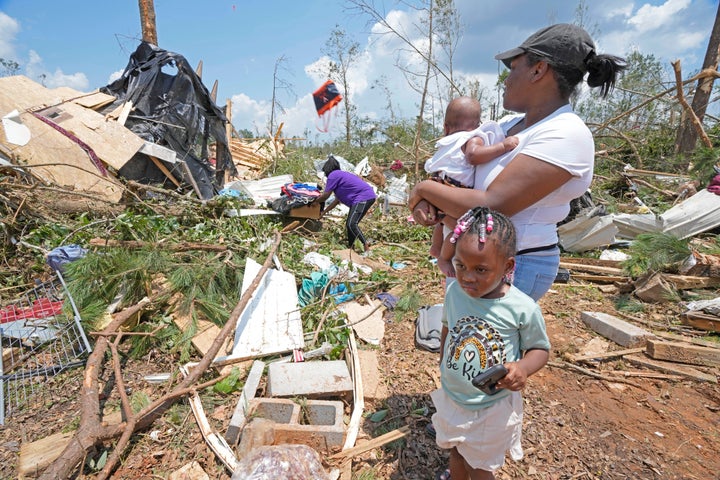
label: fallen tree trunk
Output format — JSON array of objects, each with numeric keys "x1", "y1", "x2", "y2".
[{"x1": 39, "y1": 232, "x2": 282, "y2": 479}]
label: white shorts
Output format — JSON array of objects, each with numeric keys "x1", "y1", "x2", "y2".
[{"x1": 430, "y1": 388, "x2": 524, "y2": 471}]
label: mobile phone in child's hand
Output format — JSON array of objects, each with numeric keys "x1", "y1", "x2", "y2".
[{"x1": 471, "y1": 364, "x2": 508, "y2": 395}]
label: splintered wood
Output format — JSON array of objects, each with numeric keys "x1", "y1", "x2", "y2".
[{"x1": 229, "y1": 137, "x2": 284, "y2": 178}]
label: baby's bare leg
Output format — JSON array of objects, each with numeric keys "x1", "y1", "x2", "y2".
[
  {"x1": 430, "y1": 223, "x2": 444, "y2": 258},
  {"x1": 437, "y1": 230, "x2": 456, "y2": 278}
]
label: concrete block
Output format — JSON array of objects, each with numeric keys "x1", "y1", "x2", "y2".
[
  {"x1": 246, "y1": 398, "x2": 346, "y2": 452},
  {"x1": 581, "y1": 311, "x2": 652, "y2": 347},
  {"x1": 267, "y1": 360, "x2": 353, "y2": 397}
]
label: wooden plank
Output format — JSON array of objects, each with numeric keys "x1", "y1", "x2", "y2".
[
  {"x1": 329, "y1": 426, "x2": 410, "y2": 460},
  {"x1": 560, "y1": 256, "x2": 623, "y2": 268},
  {"x1": 681, "y1": 311, "x2": 720, "y2": 332},
  {"x1": 148, "y1": 155, "x2": 182, "y2": 188},
  {"x1": 0, "y1": 113, "x2": 124, "y2": 202},
  {"x1": 654, "y1": 331, "x2": 720, "y2": 349},
  {"x1": 559, "y1": 261, "x2": 624, "y2": 276},
  {"x1": 181, "y1": 161, "x2": 203, "y2": 199},
  {"x1": 624, "y1": 354, "x2": 717, "y2": 383},
  {"x1": 17, "y1": 411, "x2": 122, "y2": 477},
  {"x1": 646, "y1": 339, "x2": 720, "y2": 367},
  {"x1": 570, "y1": 347, "x2": 646, "y2": 363},
  {"x1": 71, "y1": 90, "x2": 117, "y2": 110},
  {"x1": 210, "y1": 80, "x2": 218, "y2": 103},
  {"x1": 225, "y1": 360, "x2": 265, "y2": 446},
  {"x1": 169, "y1": 294, "x2": 231, "y2": 361},
  {"x1": 18, "y1": 430, "x2": 75, "y2": 477},
  {"x1": 665, "y1": 274, "x2": 720, "y2": 290},
  {"x1": 571, "y1": 274, "x2": 628, "y2": 283},
  {"x1": 117, "y1": 100, "x2": 133, "y2": 126}
]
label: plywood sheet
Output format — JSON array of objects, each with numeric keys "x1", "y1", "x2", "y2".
[
  {"x1": 0, "y1": 113, "x2": 124, "y2": 202},
  {"x1": 230, "y1": 257, "x2": 304, "y2": 360},
  {"x1": 0, "y1": 75, "x2": 143, "y2": 171}
]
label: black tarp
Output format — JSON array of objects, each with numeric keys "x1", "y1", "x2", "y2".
[{"x1": 100, "y1": 42, "x2": 235, "y2": 199}]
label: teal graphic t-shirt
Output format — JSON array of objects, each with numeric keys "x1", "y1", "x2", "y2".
[{"x1": 440, "y1": 284, "x2": 550, "y2": 410}]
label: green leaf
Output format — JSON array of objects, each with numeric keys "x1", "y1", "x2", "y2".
[
  {"x1": 369, "y1": 409, "x2": 388, "y2": 422},
  {"x1": 95, "y1": 450, "x2": 108, "y2": 470},
  {"x1": 214, "y1": 367, "x2": 242, "y2": 394}
]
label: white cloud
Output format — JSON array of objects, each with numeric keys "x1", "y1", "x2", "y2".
[
  {"x1": 230, "y1": 92, "x2": 272, "y2": 136},
  {"x1": 24, "y1": 50, "x2": 89, "y2": 91},
  {"x1": 0, "y1": 12, "x2": 20, "y2": 59},
  {"x1": 628, "y1": 0, "x2": 691, "y2": 32},
  {"x1": 108, "y1": 69, "x2": 124, "y2": 84},
  {"x1": 230, "y1": 0, "x2": 715, "y2": 140}
]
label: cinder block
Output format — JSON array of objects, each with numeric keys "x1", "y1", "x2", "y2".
[
  {"x1": 246, "y1": 398, "x2": 346, "y2": 452},
  {"x1": 267, "y1": 360, "x2": 353, "y2": 397},
  {"x1": 581, "y1": 311, "x2": 652, "y2": 347}
]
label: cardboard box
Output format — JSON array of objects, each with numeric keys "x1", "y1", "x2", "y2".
[{"x1": 288, "y1": 203, "x2": 321, "y2": 219}]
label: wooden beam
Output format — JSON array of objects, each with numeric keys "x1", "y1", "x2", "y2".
[
  {"x1": 329, "y1": 426, "x2": 410, "y2": 461},
  {"x1": 148, "y1": 155, "x2": 182, "y2": 188},
  {"x1": 624, "y1": 354, "x2": 717, "y2": 383},
  {"x1": 195, "y1": 60, "x2": 203, "y2": 79},
  {"x1": 646, "y1": 339, "x2": 720, "y2": 367},
  {"x1": 569, "y1": 347, "x2": 646, "y2": 363},
  {"x1": 681, "y1": 312, "x2": 720, "y2": 332},
  {"x1": 570, "y1": 273, "x2": 628, "y2": 283},
  {"x1": 666, "y1": 274, "x2": 720, "y2": 290},
  {"x1": 559, "y1": 262, "x2": 624, "y2": 276},
  {"x1": 117, "y1": 100, "x2": 133, "y2": 126},
  {"x1": 210, "y1": 79, "x2": 218, "y2": 103}
]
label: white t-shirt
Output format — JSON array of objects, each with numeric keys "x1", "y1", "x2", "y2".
[
  {"x1": 424, "y1": 121, "x2": 506, "y2": 188},
  {"x1": 473, "y1": 105, "x2": 594, "y2": 252}
]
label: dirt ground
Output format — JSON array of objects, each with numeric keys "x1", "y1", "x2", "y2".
[{"x1": 1, "y1": 256, "x2": 719, "y2": 480}]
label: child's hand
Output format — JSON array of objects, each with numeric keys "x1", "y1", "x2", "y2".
[
  {"x1": 496, "y1": 362, "x2": 528, "y2": 391},
  {"x1": 503, "y1": 136, "x2": 519, "y2": 152}
]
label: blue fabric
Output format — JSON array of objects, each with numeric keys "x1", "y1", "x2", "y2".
[
  {"x1": 512, "y1": 251, "x2": 560, "y2": 301},
  {"x1": 297, "y1": 272, "x2": 355, "y2": 306},
  {"x1": 46, "y1": 244, "x2": 87, "y2": 273},
  {"x1": 298, "y1": 272, "x2": 330, "y2": 307}
]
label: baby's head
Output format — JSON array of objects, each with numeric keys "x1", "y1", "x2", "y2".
[
  {"x1": 450, "y1": 207, "x2": 516, "y2": 298},
  {"x1": 444, "y1": 96, "x2": 481, "y2": 135}
]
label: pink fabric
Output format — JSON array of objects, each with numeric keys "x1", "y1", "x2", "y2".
[{"x1": 707, "y1": 174, "x2": 720, "y2": 195}]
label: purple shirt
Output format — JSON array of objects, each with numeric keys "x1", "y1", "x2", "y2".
[{"x1": 325, "y1": 170, "x2": 376, "y2": 206}]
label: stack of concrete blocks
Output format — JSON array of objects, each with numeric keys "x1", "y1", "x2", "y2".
[
  {"x1": 239, "y1": 359, "x2": 353, "y2": 453},
  {"x1": 245, "y1": 397, "x2": 345, "y2": 452}
]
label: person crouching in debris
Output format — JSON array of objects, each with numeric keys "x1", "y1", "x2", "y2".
[
  {"x1": 313, "y1": 155, "x2": 376, "y2": 255},
  {"x1": 431, "y1": 206, "x2": 549, "y2": 480}
]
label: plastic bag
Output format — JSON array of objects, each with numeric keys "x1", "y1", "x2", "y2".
[
  {"x1": 231, "y1": 444, "x2": 332, "y2": 480},
  {"x1": 46, "y1": 244, "x2": 88, "y2": 273}
]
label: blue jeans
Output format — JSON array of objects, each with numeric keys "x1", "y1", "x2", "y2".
[{"x1": 512, "y1": 251, "x2": 560, "y2": 301}]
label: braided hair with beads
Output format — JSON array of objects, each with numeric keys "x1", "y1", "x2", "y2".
[{"x1": 450, "y1": 206, "x2": 517, "y2": 258}]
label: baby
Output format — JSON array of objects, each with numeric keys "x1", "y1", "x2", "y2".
[{"x1": 423, "y1": 97, "x2": 518, "y2": 277}]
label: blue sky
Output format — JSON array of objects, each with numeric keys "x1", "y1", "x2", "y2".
[{"x1": 0, "y1": 0, "x2": 718, "y2": 141}]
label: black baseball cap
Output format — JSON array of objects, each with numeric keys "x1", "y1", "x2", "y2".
[{"x1": 495, "y1": 23, "x2": 595, "y2": 72}]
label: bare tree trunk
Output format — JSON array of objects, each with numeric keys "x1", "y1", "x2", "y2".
[
  {"x1": 675, "y1": 1, "x2": 720, "y2": 154},
  {"x1": 138, "y1": 0, "x2": 158, "y2": 45},
  {"x1": 413, "y1": 0, "x2": 433, "y2": 182}
]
